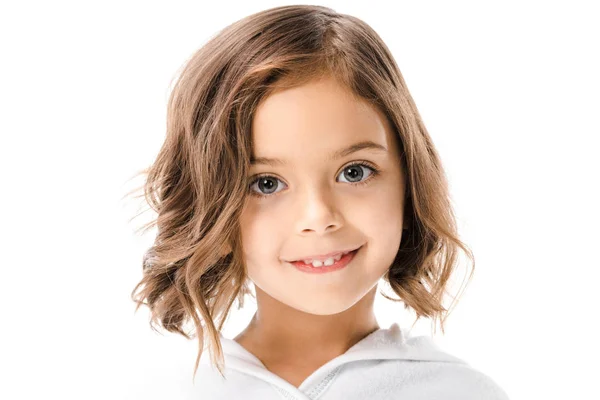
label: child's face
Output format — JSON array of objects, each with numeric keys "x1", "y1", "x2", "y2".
[{"x1": 239, "y1": 76, "x2": 406, "y2": 315}]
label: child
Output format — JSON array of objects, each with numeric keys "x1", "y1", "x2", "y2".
[{"x1": 130, "y1": 5, "x2": 509, "y2": 399}]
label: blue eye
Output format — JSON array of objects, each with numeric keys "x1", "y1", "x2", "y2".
[{"x1": 248, "y1": 161, "x2": 380, "y2": 199}]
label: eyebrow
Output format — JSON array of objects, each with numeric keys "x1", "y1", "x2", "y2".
[{"x1": 250, "y1": 140, "x2": 388, "y2": 166}]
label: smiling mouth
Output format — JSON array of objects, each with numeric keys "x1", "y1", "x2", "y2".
[
  {"x1": 288, "y1": 245, "x2": 362, "y2": 263},
  {"x1": 288, "y1": 246, "x2": 362, "y2": 273}
]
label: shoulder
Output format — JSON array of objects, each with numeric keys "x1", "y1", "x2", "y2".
[
  {"x1": 396, "y1": 330, "x2": 510, "y2": 399},
  {"x1": 416, "y1": 361, "x2": 510, "y2": 400}
]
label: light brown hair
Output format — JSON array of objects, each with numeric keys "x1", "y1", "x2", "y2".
[{"x1": 127, "y1": 5, "x2": 474, "y2": 380}]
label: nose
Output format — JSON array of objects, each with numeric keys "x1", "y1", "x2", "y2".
[{"x1": 295, "y1": 185, "x2": 343, "y2": 236}]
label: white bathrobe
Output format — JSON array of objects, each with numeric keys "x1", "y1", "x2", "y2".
[{"x1": 192, "y1": 322, "x2": 510, "y2": 399}]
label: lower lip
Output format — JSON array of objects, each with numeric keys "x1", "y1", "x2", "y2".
[{"x1": 288, "y1": 247, "x2": 361, "y2": 274}]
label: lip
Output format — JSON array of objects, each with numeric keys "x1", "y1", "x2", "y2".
[
  {"x1": 287, "y1": 245, "x2": 362, "y2": 274},
  {"x1": 286, "y1": 245, "x2": 362, "y2": 263}
]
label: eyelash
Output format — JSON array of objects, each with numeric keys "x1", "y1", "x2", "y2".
[{"x1": 247, "y1": 161, "x2": 380, "y2": 199}]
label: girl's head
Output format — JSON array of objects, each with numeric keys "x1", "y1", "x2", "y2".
[
  {"x1": 130, "y1": 5, "x2": 474, "y2": 379},
  {"x1": 242, "y1": 75, "x2": 407, "y2": 316}
]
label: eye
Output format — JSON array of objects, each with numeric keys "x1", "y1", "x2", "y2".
[
  {"x1": 338, "y1": 162, "x2": 378, "y2": 185},
  {"x1": 249, "y1": 175, "x2": 287, "y2": 198},
  {"x1": 247, "y1": 161, "x2": 380, "y2": 199}
]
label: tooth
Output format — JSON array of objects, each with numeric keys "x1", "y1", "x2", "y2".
[
  {"x1": 313, "y1": 257, "x2": 337, "y2": 267},
  {"x1": 299, "y1": 251, "x2": 347, "y2": 267}
]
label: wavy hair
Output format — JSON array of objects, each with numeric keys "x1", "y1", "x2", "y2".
[{"x1": 127, "y1": 5, "x2": 475, "y2": 381}]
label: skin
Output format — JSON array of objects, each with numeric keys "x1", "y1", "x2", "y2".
[{"x1": 234, "y1": 75, "x2": 407, "y2": 388}]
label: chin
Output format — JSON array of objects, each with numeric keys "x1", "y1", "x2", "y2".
[{"x1": 289, "y1": 296, "x2": 357, "y2": 316}]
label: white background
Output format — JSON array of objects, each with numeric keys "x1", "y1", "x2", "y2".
[{"x1": 1, "y1": 1, "x2": 598, "y2": 399}]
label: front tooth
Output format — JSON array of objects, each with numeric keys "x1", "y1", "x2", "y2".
[
  {"x1": 313, "y1": 257, "x2": 336, "y2": 267},
  {"x1": 302, "y1": 253, "x2": 343, "y2": 267},
  {"x1": 323, "y1": 258, "x2": 335, "y2": 266}
]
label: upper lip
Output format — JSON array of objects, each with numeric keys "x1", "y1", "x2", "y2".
[{"x1": 286, "y1": 245, "x2": 362, "y2": 262}]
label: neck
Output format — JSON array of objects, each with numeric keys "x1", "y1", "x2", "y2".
[{"x1": 234, "y1": 285, "x2": 380, "y2": 364}]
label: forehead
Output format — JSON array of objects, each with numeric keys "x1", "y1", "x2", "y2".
[{"x1": 251, "y1": 77, "x2": 393, "y2": 163}]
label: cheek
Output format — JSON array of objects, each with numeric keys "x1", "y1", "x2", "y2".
[
  {"x1": 360, "y1": 184, "x2": 404, "y2": 236},
  {"x1": 239, "y1": 205, "x2": 283, "y2": 262},
  {"x1": 238, "y1": 210, "x2": 289, "y2": 291},
  {"x1": 357, "y1": 187, "x2": 405, "y2": 269}
]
